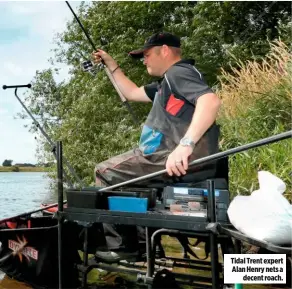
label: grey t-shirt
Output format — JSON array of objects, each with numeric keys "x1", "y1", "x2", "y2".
[
  {"x1": 144, "y1": 59, "x2": 213, "y2": 122},
  {"x1": 139, "y1": 59, "x2": 216, "y2": 155}
]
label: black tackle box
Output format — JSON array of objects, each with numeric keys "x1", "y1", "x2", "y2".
[{"x1": 66, "y1": 187, "x2": 157, "y2": 210}]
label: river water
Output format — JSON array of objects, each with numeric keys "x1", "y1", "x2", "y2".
[
  {"x1": 0, "y1": 172, "x2": 54, "y2": 283},
  {"x1": 0, "y1": 172, "x2": 54, "y2": 219}
]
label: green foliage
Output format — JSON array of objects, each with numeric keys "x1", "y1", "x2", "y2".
[
  {"x1": 21, "y1": 2, "x2": 291, "y2": 188},
  {"x1": 14, "y1": 163, "x2": 36, "y2": 167},
  {"x1": 21, "y1": 69, "x2": 64, "y2": 133},
  {"x1": 2, "y1": 159, "x2": 13, "y2": 167},
  {"x1": 185, "y1": 1, "x2": 291, "y2": 84},
  {"x1": 11, "y1": 166, "x2": 20, "y2": 172},
  {"x1": 218, "y1": 41, "x2": 292, "y2": 200}
]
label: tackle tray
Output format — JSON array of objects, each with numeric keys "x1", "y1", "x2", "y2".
[{"x1": 66, "y1": 187, "x2": 157, "y2": 209}]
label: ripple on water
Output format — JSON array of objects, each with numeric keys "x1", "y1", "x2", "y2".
[{"x1": 0, "y1": 172, "x2": 55, "y2": 219}]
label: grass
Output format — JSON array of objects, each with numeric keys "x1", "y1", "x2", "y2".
[
  {"x1": 217, "y1": 40, "x2": 292, "y2": 201},
  {"x1": 161, "y1": 237, "x2": 285, "y2": 289},
  {"x1": 0, "y1": 166, "x2": 49, "y2": 172},
  {"x1": 74, "y1": 236, "x2": 288, "y2": 289}
]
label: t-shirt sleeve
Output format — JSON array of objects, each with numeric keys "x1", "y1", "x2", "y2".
[
  {"x1": 144, "y1": 82, "x2": 158, "y2": 102},
  {"x1": 167, "y1": 65, "x2": 213, "y2": 104}
]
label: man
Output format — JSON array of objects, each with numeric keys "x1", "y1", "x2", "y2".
[
  {"x1": 93, "y1": 32, "x2": 221, "y2": 186},
  {"x1": 92, "y1": 32, "x2": 221, "y2": 260}
]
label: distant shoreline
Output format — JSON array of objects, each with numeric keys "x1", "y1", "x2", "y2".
[{"x1": 0, "y1": 166, "x2": 49, "y2": 172}]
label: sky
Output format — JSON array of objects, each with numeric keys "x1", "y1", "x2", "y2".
[{"x1": 0, "y1": 1, "x2": 81, "y2": 164}]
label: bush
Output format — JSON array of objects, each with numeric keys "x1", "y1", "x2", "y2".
[
  {"x1": 11, "y1": 166, "x2": 20, "y2": 172},
  {"x1": 217, "y1": 41, "x2": 292, "y2": 200}
]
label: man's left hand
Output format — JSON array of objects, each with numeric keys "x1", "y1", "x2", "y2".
[{"x1": 166, "y1": 145, "x2": 193, "y2": 176}]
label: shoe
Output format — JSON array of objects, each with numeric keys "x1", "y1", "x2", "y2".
[
  {"x1": 114, "y1": 250, "x2": 140, "y2": 262},
  {"x1": 95, "y1": 251, "x2": 120, "y2": 264},
  {"x1": 95, "y1": 249, "x2": 140, "y2": 263}
]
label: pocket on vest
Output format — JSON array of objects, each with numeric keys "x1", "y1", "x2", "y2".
[{"x1": 139, "y1": 125, "x2": 163, "y2": 155}]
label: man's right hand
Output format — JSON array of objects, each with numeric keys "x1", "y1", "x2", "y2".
[
  {"x1": 92, "y1": 49, "x2": 151, "y2": 103},
  {"x1": 92, "y1": 49, "x2": 118, "y2": 72}
]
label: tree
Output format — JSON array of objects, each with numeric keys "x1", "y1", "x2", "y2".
[
  {"x1": 2, "y1": 160, "x2": 13, "y2": 167},
  {"x1": 185, "y1": 1, "x2": 291, "y2": 84},
  {"x1": 22, "y1": 2, "x2": 291, "y2": 185}
]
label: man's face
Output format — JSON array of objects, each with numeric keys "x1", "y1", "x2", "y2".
[{"x1": 142, "y1": 47, "x2": 164, "y2": 76}]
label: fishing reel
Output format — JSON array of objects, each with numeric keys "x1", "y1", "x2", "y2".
[{"x1": 80, "y1": 59, "x2": 104, "y2": 76}]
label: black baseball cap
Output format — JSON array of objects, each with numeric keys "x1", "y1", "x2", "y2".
[{"x1": 129, "y1": 32, "x2": 181, "y2": 59}]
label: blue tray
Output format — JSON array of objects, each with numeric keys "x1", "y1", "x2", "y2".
[{"x1": 108, "y1": 197, "x2": 148, "y2": 213}]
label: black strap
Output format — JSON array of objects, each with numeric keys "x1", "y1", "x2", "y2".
[{"x1": 176, "y1": 236, "x2": 210, "y2": 260}]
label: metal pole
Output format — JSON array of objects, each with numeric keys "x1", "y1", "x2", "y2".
[
  {"x1": 145, "y1": 227, "x2": 153, "y2": 289},
  {"x1": 57, "y1": 141, "x2": 64, "y2": 213},
  {"x1": 57, "y1": 141, "x2": 63, "y2": 289},
  {"x1": 13, "y1": 88, "x2": 84, "y2": 188},
  {"x1": 207, "y1": 180, "x2": 220, "y2": 289},
  {"x1": 99, "y1": 130, "x2": 292, "y2": 191},
  {"x1": 82, "y1": 227, "x2": 89, "y2": 288}
]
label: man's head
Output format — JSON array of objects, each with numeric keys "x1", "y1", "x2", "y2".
[{"x1": 129, "y1": 32, "x2": 182, "y2": 76}]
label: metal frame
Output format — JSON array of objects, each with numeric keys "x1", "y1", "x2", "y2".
[
  {"x1": 55, "y1": 130, "x2": 292, "y2": 289},
  {"x1": 58, "y1": 176, "x2": 232, "y2": 289}
]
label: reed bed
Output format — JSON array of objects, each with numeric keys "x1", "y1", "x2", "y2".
[{"x1": 217, "y1": 41, "x2": 291, "y2": 200}]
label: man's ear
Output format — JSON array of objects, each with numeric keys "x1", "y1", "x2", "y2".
[{"x1": 161, "y1": 45, "x2": 169, "y2": 57}]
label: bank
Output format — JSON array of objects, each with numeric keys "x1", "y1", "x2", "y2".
[{"x1": 0, "y1": 166, "x2": 49, "y2": 173}]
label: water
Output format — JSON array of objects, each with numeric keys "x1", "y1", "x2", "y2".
[
  {"x1": 0, "y1": 172, "x2": 54, "y2": 219},
  {"x1": 0, "y1": 172, "x2": 54, "y2": 282}
]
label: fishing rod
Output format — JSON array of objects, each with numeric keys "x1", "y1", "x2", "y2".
[
  {"x1": 69, "y1": 41, "x2": 101, "y2": 76},
  {"x1": 99, "y1": 130, "x2": 292, "y2": 192},
  {"x1": 2, "y1": 84, "x2": 85, "y2": 188},
  {"x1": 65, "y1": 1, "x2": 138, "y2": 125},
  {"x1": 0, "y1": 201, "x2": 66, "y2": 225}
]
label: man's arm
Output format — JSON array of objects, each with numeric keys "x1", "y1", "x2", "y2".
[
  {"x1": 92, "y1": 49, "x2": 151, "y2": 102},
  {"x1": 183, "y1": 92, "x2": 221, "y2": 145},
  {"x1": 110, "y1": 67, "x2": 151, "y2": 102},
  {"x1": 165, "y1": 92, "x2": 221, "y2": 176}
]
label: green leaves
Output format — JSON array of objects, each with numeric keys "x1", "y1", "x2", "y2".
[
  {"x1": 187, "y1": 2, "x2": 291, "y2": 85},
  {"x1": 23, "y1": 2, "x2": 291, "y2": 187}
]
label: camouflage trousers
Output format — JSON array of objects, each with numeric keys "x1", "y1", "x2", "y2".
[{"x1": 95, "y1": 147, "x2": 169, "y2": 187}]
